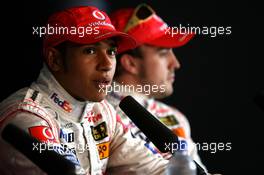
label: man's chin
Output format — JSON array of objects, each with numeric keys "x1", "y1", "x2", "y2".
[
  {"x1": 151, "y1": 90, "x2": 173, "y2": 99},
  {"x1": 85, "y1": 92, "x2": 107, "y2": 102},
  {"x1": 162, "y1": 86, "x2": 174, "y2": 97},
  {"x1": 95, "y1": 93, "x2": 107, "y2": 102}
]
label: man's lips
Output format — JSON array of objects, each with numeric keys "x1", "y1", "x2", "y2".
[
  {"x1": 93, "y1": 78, "x2": 111, "y2": 87},
  {"x1": 168, "y1": 74, "x2": 175, "y2": 82}
]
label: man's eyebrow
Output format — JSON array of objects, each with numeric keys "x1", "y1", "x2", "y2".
[
  {"x1": 68, "y1": 40, "x2": 118, "y2": 48},
  {"x1": 107, "y1": 39, "x2": 118, "y2": 47},
  {"x1": 109, "y1": 42, "x2": 118, "y2": 48},
  {"x1": 95, "y1": 40, "x2": 118, "y2": 48},
  {"x1": 156, "y1": 47, "x2": 170, "y2": 51}
]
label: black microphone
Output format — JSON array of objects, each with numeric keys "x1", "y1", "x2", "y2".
[
  {"x1": 119, "y1": 95, "x2": 207, "y2": 175},
  {"x1": 120, "y1": 96, "x2": 178, "y2": 153},
  {"x1": 1, "y1": 124, "x2": 76, "y2": 175}
]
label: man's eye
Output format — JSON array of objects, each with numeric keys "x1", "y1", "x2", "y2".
[
  {"x1": 107, "y1": 47, "x2": 117, "y2": 56},
  {"x1": 83, "y1": 47, "x2": 96, "y2": 54},
  {"x1": 159, "y1": 49, "x2": 170, "y2": 57}
]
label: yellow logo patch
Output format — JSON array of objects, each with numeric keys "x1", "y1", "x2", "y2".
[{"x1": 97, "y1": 141, "x2": 110, "y2": 160}]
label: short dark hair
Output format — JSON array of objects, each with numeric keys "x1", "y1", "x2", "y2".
[{"x1": 115, "y1": 47, "x2": 143, "y2": 77}]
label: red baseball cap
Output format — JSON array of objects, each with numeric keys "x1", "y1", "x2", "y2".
[
  {"x1": 43, "y1": 6, "x2": 137, "y2": 53},
  {"x1": 110, "y1": 4, "x2": 194, "y2": 49}
]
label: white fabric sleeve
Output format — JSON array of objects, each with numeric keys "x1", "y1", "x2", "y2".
[
  {"x1": 107, "y1": 115, "x2": 169, "y2": 175},
  {"x1": 0, "y1": 112, "x2": 50, "y2": 175}
]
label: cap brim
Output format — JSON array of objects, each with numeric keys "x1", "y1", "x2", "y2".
[
  {"x1": 67, "y1": 29, "x2": 137, "y2": 53},
  {"x1": 145, "y1": 32, "x2": 195, "y2": 48}
]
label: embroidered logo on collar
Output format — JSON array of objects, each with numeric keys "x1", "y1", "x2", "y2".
[
  {"x1": 85, "y1": 111, "x2": 102, "y2": 123},
  {"x1": 97, "y1": 141, "x2": 110, "y2": 160},
  {"x1": 50, "y1": 93, "x2": 72, "y2": 112},
  {"x1": 91, "y1": 122, "x2": 108, "y2": 141},
  {"x1": 159, "y1": 115, "x2": 179, "y2": 126},
  {"x1": 60, "y1": 129, "x2": 75, "y2": 143}
]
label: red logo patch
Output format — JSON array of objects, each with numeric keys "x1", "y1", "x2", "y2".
[
  {"x1": 28, "y1": 126, "x2": 58, "y2": 143},
  {"x1": 85, "y1": 111, "x2": 102, "y2": 123}
]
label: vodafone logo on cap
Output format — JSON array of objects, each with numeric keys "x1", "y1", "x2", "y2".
[{"x1": 92, "y1": 10, "x2": 106, "y2": 20}]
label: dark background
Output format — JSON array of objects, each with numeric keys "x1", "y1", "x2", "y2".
[{"x1": 0, "y1": 0, "x2": 262, "y2": 174}]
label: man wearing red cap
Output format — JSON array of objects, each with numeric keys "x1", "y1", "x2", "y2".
[
  {"x1": 107, "y1": 3, "x2": 207, "y2": 171},
  {"x1": 0, "y1": 6, "x2": 168, "y2": 175}
]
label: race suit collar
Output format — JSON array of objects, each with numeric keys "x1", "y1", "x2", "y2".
[{"x1": 32, "y1": 64, "x2": 95, "y2": 118}]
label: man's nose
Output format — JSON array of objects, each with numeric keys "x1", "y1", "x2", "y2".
[
  {"x1": 97, "y1": 52, "x2": 114, "y2": 72},
  {"x1": 170, "y1": 52, "x2": 181, "y2": 70}
]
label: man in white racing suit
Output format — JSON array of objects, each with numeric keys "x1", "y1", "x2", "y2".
[
  {"x1": 106, "y1": 3, "x2": 206, "y2": 170},
  {"x1": 0, "y1": 6, "x2": 168, "y2": 175}
]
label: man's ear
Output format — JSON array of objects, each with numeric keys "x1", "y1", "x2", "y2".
[
  {"x1": 45, "y1": 48, "x2": 64, "y2": 72},
  {"x1": 119, "y1": 54, "x2": 141, "y2": 75}
]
